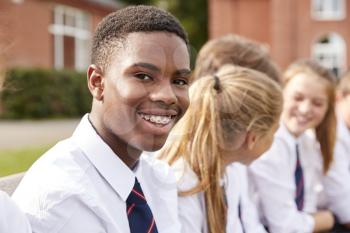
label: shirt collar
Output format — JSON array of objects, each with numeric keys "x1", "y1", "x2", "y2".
[
  {"x1": 71, "y1": 114, "x2": 135, "y2": 202},
  {"x1": 278, "y1": 122, "x2": 299, "y2": 145}
]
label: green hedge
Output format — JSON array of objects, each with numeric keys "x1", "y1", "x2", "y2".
[{"x1": 0, "y1": 68, "x2": 92, "y2": 119}]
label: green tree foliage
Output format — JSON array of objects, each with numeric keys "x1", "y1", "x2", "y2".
[
  {"x1": 162, "y1": 0, "x2": 208, "y2": 56},
  {"x1": 1, "y1": 68, "x2": 92, "y2": 119},
  {"x1": 118, "y1": 0, "x2": 208, "y2": 64}
]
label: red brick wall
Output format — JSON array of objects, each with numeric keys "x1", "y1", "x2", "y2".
[
  {"x1": 294, "y1": 0, "x2": 350, "y2": 67},
  {"x1": 0, "y1": 0, "x2": 116, "y2": 70},
  {"x1": 270, "y1": 0, "x2": 297, "y2": 68},
  {"x1": 209, "y1": 0, "x2": 350, "y2": 71},
  {"x1": 0, "y1": 0, "x2": 52, "y2": 68},
  {"x1": 209, "y1": 0, "x2": 270, "y2": 44}
]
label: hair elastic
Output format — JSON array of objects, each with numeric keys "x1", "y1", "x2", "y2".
[{"x1": 213, "y1": 74, "x2": 222, "y2": 93}]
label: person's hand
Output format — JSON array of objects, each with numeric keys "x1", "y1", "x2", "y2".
[{"x1": 312, "y1": 210, "x2": 334, "y2": 232}]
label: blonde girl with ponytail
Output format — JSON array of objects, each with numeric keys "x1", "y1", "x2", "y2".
[{"x1": 159, "y1": 64, "x2": 282, "y2": 233}]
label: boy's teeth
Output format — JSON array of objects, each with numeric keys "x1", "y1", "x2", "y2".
[{"x1": 140, "y1": 113, "x2": 171, "y2": 124}]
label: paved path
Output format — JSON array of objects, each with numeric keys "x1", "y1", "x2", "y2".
[{"x1": 0, "y1": 119, "x2": 80, "y2": 149}]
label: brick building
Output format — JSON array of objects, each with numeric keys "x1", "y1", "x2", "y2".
[
  {"x1": 0, "y1": 0, "x2": 119, "y2": 71},
  {"x1": 209, "y1": 0, "x2": 350, "y2": 76}
]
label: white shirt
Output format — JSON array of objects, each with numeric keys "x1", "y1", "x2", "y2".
[
  {"x1": 322, "y1": 117, "x2": 350, "y2": 223},
  {"x1": 0, "y1": 191, "x2": 31, "y2": 233},
  {"x1": 173, "y1": 159, "x2": 266, "y2": 233},
  {"x1": 232, "y1": 164, "x2": 267, "y2": 233},
  {"x1": 249, "y1": 123, "x2": 321, "y2": 233},
  {"x1": 12, "y1": 114, "x2": 180, "y2": 233}
]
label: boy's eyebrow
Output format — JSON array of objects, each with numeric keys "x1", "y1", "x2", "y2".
[
  {"x1": 175, "y1": 69, "x2": 192, "y2": 77},
  {"x1": 131, "y1": 62, "x2": 161, "y2": 72},
  {"x1": 131, "y1": 63, "x2": 191, "y2": 76}
]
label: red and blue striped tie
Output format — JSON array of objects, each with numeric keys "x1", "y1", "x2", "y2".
[
  {"x1": 294, "y1": 144, "x2": 304, "y2": 211},
  {"x1": 126, "y1": 178, "x2": 158, "y2": 233}
]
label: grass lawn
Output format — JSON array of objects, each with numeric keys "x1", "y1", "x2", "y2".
[{"x1": 0, "y1": 145, "x2": 51, "y2": 177}]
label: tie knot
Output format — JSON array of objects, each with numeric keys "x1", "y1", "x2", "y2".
[{"x1": 127, "y1": 178, "x2": 147, "y2": 205}]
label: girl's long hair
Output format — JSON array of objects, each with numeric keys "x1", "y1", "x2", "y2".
[
  {"x1": 283, "y1": 59, "x2": 337, "y2": 173},
  {"x1": 159, "y1": 65, "x2": 282, "y2": 233}
]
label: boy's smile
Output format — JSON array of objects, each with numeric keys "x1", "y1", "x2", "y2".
[{"x1": 88, "y1": 31, "x2": 191, "y2": 166}]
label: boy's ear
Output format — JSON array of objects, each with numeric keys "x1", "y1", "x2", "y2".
[
  {"x1": 245, "y1": 131, "x2": 258, "y2": 150},
  {"x1": 87, "y1": 64, "x2": 105, "y2": 101}
]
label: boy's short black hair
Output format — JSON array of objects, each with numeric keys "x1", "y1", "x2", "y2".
[{"x1": 91, "y1": 5, "x2": 189, "y2": 70}]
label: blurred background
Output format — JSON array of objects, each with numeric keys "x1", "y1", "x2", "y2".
[{"x1": 0, "y1": 0, "x2": 349, "y2": 177}]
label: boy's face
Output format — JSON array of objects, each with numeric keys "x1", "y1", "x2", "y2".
[{"x1": 90, "y1": 32, "x2": 191, "y2": 156}]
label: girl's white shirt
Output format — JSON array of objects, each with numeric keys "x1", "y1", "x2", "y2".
[
  {"x1": 249, "y1": 123, "x2": 323, "y2": 233},
  {"x1": 0, "y1": 191, "x2": 31, "y2": 233},
  {"x1": 322, "y1": 116, "x2": 350, "y2": 223},
  {"x1": 172, "y1": 158, "x2": 266, "y2": 233}
]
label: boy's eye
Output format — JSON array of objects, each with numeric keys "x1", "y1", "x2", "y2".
[
  {"x1": 135, "y1": 73, "x2": 152, "y2": 81},
  {"x1": 173, "y1": 79, "x2": 188, "y2": 86}
]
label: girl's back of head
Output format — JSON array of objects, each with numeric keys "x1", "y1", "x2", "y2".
[
  {"x1": 194, "y1": 34, "x2": 281, "y2": 83},
  {"x1": 283, "y1": 59, "x2": 337, "y2": 172},
  {"x1": 160, "y1": 64, "x2": 282, "y2": 233}
]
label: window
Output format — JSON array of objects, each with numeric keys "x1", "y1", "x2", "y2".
[
  {"x1": 49, "y1": 5, "x2": 91, "y2": 71},
  {"x1": 311, "y1": 0, "x2": 346, "y2": 20},
  {"x1": 312, "y1": 33, "x2": 346, "y2": 77}
]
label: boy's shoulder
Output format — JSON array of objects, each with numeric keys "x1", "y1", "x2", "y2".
[
  {"x1": 22, "y1": 137, "x2": 93, "y2": 187},
  {"x1": 12, "y1": 138, "x2": 106, "y2": 232}
]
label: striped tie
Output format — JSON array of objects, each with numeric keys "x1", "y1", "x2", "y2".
[
  {"x1": 294, "y1": 144, "x2": 304, "y2": 211},
  {"x1": 126, "y1": 178, "x2": 158, "y2": 233}
]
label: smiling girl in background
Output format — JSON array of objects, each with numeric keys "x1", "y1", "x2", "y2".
[{"x1": 250, "y1": 59, "x2": 337, "y2": 233}]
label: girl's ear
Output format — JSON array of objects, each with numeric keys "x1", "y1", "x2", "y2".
[
  {"x1": 245, "y1": 130, "x2": 258, "y2": 150},
  {"x1": 87, "y1": 64, "x2": 105, "y2": 101}
]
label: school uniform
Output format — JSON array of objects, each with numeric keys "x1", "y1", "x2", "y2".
[
  {"x1": 0, "y1": 191, "x2": 31, "y2": 233},
  {"x1": 249, "y1": 123, "x2": 324, "y2": 233},
  {"x1": 173, "y1": 159, "x2": 266, "y2": 233},
  {"x1": 12, "y1": 114, "x2": 180, "y2": 233},
  {"x1": 230, "y1": 163, "x2": 268, "y2": 233},
  {"x1": 323, "y1": 117, "x2": 350, "y2": 224}
]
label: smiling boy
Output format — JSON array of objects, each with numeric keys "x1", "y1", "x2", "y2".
[{"x1": 12, "y1": 5, "x2": 191, "y2": 233}]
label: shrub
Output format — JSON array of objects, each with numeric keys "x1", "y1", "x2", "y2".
[{"x1": 0, "y1": 68, "x2": 92, "y2": 119}]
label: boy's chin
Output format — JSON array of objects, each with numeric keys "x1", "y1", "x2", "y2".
[
  {"x1": 141, "y1": 142, "x2": 165, "y2": 152},
  {"x1": 133, "y1": 137, "x2": 167, "y2": 153}
]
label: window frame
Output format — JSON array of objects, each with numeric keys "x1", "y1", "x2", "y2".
[
  {"x1": 312, "y1": 33, "x2": 347, "y2": 77},
  {"x1": 311, "y1": 0, "x2": 346, "y2": 21},
  {"x1": 49, "y1": 5, "x2": 91, "y2": 71}
]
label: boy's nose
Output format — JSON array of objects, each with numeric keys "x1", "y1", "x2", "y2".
[{"x1": 149, "y1": 82, "x2": 177, "y2": 105}]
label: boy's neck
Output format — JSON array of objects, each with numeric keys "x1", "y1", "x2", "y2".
[
  {"x1": 88, "y1": 114, "x2": 141, "y2": 169},
  {"x1": 112, "y1": 144, "x2": 141, "y2": 169}
]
